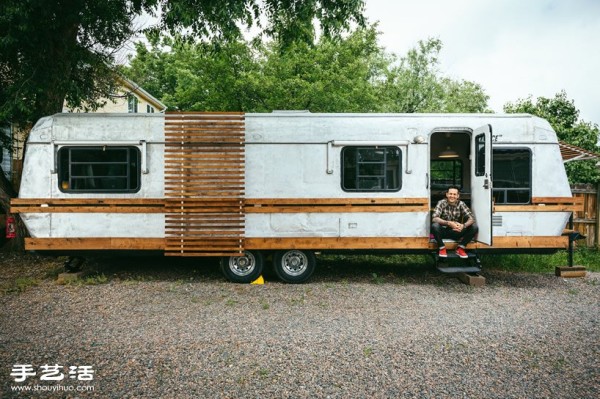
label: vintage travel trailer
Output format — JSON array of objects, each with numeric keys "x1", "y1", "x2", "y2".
[{"x1": 11, "y1": 112, "x2": 582, "y2": 283}]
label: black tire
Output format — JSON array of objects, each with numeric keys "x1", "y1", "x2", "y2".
[
  {"x1": 273, "y1": 250, "x2": 316, "y2": 284},
  {"x1": 220, "y1": 251, "x2": 264, "y2": 283}
]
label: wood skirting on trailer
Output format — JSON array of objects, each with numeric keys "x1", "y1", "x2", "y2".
[
  {"x1": 243, "y1": 236, "x2": 569, "y2": 250},
  {"x1": 437, "y1": 236, "x2": 570, "y2": 250},
  {"x1": 23, "y1": 235, "x2": 568, "y2": 251},
  {"x1": 25, "y1": 238, "x2": 165, "y2": 250}
]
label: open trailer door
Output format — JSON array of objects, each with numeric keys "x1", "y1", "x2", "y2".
[{"x1": 471, "y1": 125, "x2": 493, "y2": 246}]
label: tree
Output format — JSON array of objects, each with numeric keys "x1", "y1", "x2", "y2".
[
  {"x1": 126, "y1": 32, "x2": 489, "y2": 114},
  {"x1": 504, "y1": 91, "x2": 600, "y2": 183},
  {"x1": 382, "y1": 38, "x2": 489, "y2": 113},
  {"x1": 248, "y1": 26, "x2": 389, "y2": 112},
  {"x1": 1, "y1": 0, "x2": 365, "y2": 127},
  {"x1": 0, "y1": 0, "x2": 366, "y2": 250},
  {"x1": 126, "y1": 26, "x2": 389, "y2": 113}
]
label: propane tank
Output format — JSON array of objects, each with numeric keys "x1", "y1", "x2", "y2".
[{"x1": 6, "y1": 216, "x2": 15, "y2": 239}]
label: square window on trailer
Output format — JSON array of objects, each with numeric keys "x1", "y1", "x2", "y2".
[
  {"x1": 341, "y1": 146, "x2": 401, "y2": 192},
  {"x1": 492, "y1": 148, "x2": 532, "y2": 204},
  {"x1": 58, "y1": 146, "x2": 141, "y2": 193}
]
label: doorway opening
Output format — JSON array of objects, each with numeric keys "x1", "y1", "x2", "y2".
[{"x1": 429, "y1": 131, "x2": 471, "y2": 208}]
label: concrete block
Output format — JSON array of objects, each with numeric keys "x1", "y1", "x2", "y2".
[{"x1": 457, "y1": 272, "x2": 486, "y2": 287}]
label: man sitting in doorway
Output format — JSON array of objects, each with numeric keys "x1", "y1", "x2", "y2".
[{"x1": 431, "y1": 186, "x2": 478, "y2": 258}]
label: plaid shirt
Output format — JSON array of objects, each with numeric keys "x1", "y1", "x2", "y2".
[{"x1": 432, "y1": 199, "x2": 475, "y2": 224}]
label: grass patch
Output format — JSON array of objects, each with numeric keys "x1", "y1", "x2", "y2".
[
  {"x1": 320, "y1": 247, "x2": 600, "y2": 276},
  {"x1": 260, "y1": 301, "x2": 270, "y2": 310},
  {"x1": 482, "y1": 247, "x2": 600, "y2": 273},
  {"x1": 371, "y1": 273, "x2": 385, "y2": 285},
  {"x1": 82, "y1": 274, "x2": 109, "y2": 285},
  {"x1": 5, "y1": 277, "x2": 40, "y2": 294},
  {"x1": 0, "y1": 277, "x2": 40, "y2": 295}
]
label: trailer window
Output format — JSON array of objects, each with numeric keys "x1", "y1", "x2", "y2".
[
  {"x1": 492, "y1": 148, "x2": 531, "y2": 204},
  {"x1": 342, "y1": 147, "x2": 401, "y2": 191},
  {"x1": 431, "y1": 160, "x2": 463, "y2": 190},
  {"x1": 475, "y1": 133, "x2": 486, "y2": 176},
  {"x1": 58, "y1": 146, "x2": 140, "y2": 193}
]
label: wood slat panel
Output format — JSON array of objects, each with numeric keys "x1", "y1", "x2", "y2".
[{"x1": 164, "y1": 112, "x2": 245, "y2": 256}]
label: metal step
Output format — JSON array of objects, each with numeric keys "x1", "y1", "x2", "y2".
[{"x1": 436, "y1": 265, "x2": 482, "y2": 274}]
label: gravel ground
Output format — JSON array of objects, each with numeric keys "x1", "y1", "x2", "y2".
[{"x1": 0, "y1": 253, "x2": 599, "y2": 399}]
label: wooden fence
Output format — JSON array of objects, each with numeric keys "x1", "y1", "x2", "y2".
[{"x1": 572, "y1": 183, "x2": 599, "y2": 248}]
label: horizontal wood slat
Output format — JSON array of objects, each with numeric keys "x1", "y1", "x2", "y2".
[
  {"x1": 164, "y1": 112, "x2": 245, "y2": 256},
  {"x1": 243, "y1": 236, "x2": 568, "y2": 251},
  {"x1": 247, "y1": 198, "x2": 428, "y2": 205},
  {"x1": 11, "y1": 198, "x2": 164, "y2": 214},
  {"x1": 25, "y1": 238, "x2": 165, "y2": 251},
  {"x1": 23, "y1": 235, "x2": 568, "y2": 252},
  {"x1": 245, "y1": 198, "x2": 429, "y2": 213},
  {"x1": 496, "y1": 197, "x2": 584, "y2": 213}
]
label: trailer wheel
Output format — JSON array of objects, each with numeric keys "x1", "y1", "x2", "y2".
[
  {"x1": 273, "y1": 250, "x2": 316, "y2": 283},
  {"x1": 221, "y1": 251, "x2": 264, "y2": 283}
]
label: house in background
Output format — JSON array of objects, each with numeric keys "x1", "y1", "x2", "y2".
[
  {"x1": 62, "y1": 76, "x2": 166, "y2": 114},
  {"x1": 4, "y1": 77, "x2": 166, "y2": 190}
]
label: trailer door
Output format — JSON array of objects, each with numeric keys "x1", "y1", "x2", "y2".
[{"x1": 471, "y1": 125, "x2": 493, "y2": 245}]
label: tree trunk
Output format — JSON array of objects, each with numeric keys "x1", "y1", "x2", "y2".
[{"x1": 0, "y1": 165, "x2": 27, "y2": 251}]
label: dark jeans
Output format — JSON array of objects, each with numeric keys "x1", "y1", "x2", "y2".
[{"x1": 431, "y1": 223, "x2": 479, "y2": 248}]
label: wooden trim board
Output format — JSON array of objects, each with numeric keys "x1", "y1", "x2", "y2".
[{"x1": 25, "y1": 235, "x2": 568, "y2": 252}]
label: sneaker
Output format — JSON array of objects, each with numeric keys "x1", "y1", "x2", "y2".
[
  {"x1": 456, "y1": 247, "x2": 468, "y2": 259},
  {"x1": 438, "y1": 247, "x2": 447, "y2": 258}
]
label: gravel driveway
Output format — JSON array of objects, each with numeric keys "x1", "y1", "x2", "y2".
[{"x1": 1, "y1": 254, "x2": 599, "y2": 398}]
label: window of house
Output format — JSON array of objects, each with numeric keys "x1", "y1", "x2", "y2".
[
  {"x1": 492, "y1": 148, "x2": 531, "y2": 204},
  {"x1": 58, "y1": 146, "x2": 140, "y2": 193},
  {"x1": 342, "y1": 146, "x2": 401, "y2": 191},
  {"x1": 431, "y1": 160, "x2": 463, "y2": 189},
  {"x1": 147, "y1": 105, "x2": 155, "y2": 113},
  {"x1": 128, "y1": 95, "x2": 138, "y2": 113}
]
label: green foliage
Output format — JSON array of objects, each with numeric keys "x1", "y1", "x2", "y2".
[
  {"x1": 125, "y1": 30, "x2": 490, "y2": 114},
  {"x1": 151, "y1": 0, "x2": 365, "y2": 48},
  {"x1": 254, "y1": 28, "x2": 389, "y2": 112},
  {"x1": 504, "y1": 91, "x2": 600, "y2": 183},
  {"x1": 0, "y1": 0, "x2": 365, "y2": 128},
  {"x1": 0, "y1": 0, "x2": 130, "y2": 125},
  {"x1": 482, "y1": 247, "x2": 600, "y2": 273}
]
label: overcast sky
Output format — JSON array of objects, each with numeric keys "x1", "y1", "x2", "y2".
[{"x1": 363, "y1": 0, "x2": 600, "y2": 124}]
